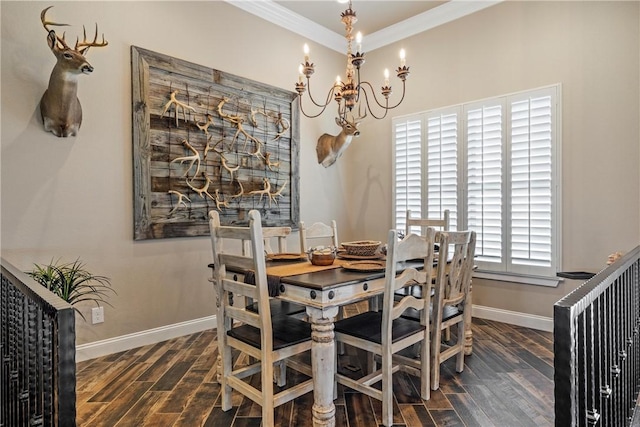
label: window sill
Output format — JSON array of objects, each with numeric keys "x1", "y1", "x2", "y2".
[{"x1": 472, "y1": 271, "x2": 560, "y2": 288}]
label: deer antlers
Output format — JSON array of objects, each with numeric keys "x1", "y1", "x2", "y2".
[{"x1": 41, "y1": 6, "x2": 108, "y2": 54}]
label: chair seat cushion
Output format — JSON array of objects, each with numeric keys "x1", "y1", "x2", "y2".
[
  {"x1": 228, "y1": 315, "x2": 312, "y2": 350},
  {"x1": 334, "y1": 311, "x2": 425, "y2": 345},
  {"x1": 247, "y1": 299, "x2": 306, "y2": 317}
]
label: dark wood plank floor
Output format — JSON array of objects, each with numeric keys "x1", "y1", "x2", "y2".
[{"x1": 77, "y1": 309, "x2": 554, "y2": 426}]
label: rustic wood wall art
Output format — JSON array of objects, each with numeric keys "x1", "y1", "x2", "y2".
[{"x1": 132, "y1": 46, "x2": 299, "y2": 240}]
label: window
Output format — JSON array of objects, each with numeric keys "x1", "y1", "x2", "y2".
[{"x1": 393, "y1": 85, "x2": 561, "y2": 284}]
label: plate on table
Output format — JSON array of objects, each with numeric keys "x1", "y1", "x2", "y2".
[
  {"x1": 337, "y1": 251, "x2": 384, "y2": 260},
  {"x1": 266, "y1": 253, "x2": 307, "y2": 262},
  {"x1": 342, "y1": 260, "x2": 387, "y2": 272}
]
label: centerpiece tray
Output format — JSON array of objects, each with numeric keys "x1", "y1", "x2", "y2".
[
  {"x1": 266, "y1": 253, "x2": 307, "y2": 262},
  {"x1": 341, "y1": 260, "x2": 387, "y2": 272},
  {"x1": 336, "y1": 251, "x2": 384, "y2": 260}
]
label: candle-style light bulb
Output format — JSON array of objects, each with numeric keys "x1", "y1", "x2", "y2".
[
  {"x1": 399, "y1": 49, "x2": 406, "y2": 67},
  {"x1": 304, "y1": 43, "x2": 310, "y2": 63},
  {"x1": 335, "y1": 75, "x2": 342, "y2": 87},
  {"x1": 356, "y1": 32, "x2": 363, "y2": 52},
  {"x1": 384, "y1": 68, "x2": 390, "y2": 86},
  {"x1": 298, "y1": 64, "x2": 304, "y2": 83}
]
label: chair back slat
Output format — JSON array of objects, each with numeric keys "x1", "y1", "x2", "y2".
[
  {"x1": 225, "y1": 305, "x2": 261, "y2": 328},
  {"x1": 406, "y1": 209, "x2": 450, "y2": 236},
  {"x1": 221, "y1": 278, "x2": 259, "y2": 300},
  {"x1": 243, "y1": 226, "x2": 292, "y2": 256},
  {"x1": 219, "y1": 253, "x2": 257, "y2": 272}
]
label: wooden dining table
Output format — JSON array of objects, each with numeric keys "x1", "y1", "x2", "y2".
[{"x1": 222, "y1": 256, "x2": 473, "y2": 427}]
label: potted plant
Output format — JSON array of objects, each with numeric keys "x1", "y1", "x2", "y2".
[{"x1": 27, "y1": 258, "x2": 115, "y2": 321}]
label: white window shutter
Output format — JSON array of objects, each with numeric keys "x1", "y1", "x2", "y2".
[
  {"x1": 393, "y1": 118, "x2": 422, "y2": 232},
  {"x1": 426, "y1": 111, "x2": 459, "y2": 230},
  {"x1": 509, "y1": 91, "x2": 555, "y2": 276},
  {"x1": 466, "y1": 103, "x2": 504, "y2": 267}
]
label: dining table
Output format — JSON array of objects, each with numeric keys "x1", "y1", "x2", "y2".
[{"x1": 220, "y1": 255, "x2": 473, "y2": 427}]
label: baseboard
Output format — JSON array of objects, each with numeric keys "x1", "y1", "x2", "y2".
[
  {"x1": 472, "y1": 305, "x2": 553, "y2": 332},
  {"x1": 77, "y1": 306, "x2": 552, "y2": 362},
  {"x1": 76, "y1": 315, "x2": 217, "y2": 362}
]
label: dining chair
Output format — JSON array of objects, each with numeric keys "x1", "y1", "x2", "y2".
[
  {"x1": 299, "y1": 220, "x2": 339, "y2": 252},
  {"x1": 334, "y1": 229, "x2": 436, "y2": 427},
  {"x1": 209, "y1": 209, "x2": 314, "y2": 427},
  {"x1": 430, "y1": 229, "x2": 476, "y2": 390}
]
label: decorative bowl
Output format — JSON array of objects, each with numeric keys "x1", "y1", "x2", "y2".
[
  {"x1": 310, "y1": 249, "x2": 336, "y2": 266},
  {"x1": 341, "y1": 240, "x2": 381, "y2": 257}
]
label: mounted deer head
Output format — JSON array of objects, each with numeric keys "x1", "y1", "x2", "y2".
[
  {"x1": 316, "y1": 114, "x2": 364, "y2": 168},
  {"x1": 39, "y1": 6, "x2": 108, "y2": 137}
]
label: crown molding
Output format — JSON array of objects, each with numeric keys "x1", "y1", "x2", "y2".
[
  {"x1": 225, "y1": 0, "x2": 503, "y2": 53},
  {"x1": 226, "y1": 0, "x2": 345, "y2": 52}
]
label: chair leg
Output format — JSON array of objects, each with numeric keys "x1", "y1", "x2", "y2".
[
  {"x1": 275, "y1": 360, "x2": 287, "y2": 387},
  {"x1": 262, "y1": 356, "x2": 275, "y2": 427},
  {"x1": 220, "y1": 341, "x2": 233, "y2": 411},
  {"x1": 430, "y1": 325, "x2": 443, "y2": 391},
  {"x1": 455, "y1": 323, "x2": 465, "y2": 373},
  {"x1": 381, "y1": 351, "x2": 393, "y2": 427},
  {"x1": 420, "y1": 332, "x2": 430, "y2": 400}
]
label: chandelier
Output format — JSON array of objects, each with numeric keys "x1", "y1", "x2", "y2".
[{"x1": 294, "y1": 0, "x2": 410, "y2": 121}]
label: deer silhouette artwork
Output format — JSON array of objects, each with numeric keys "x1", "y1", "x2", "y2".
[
  {"x1": 39, "y1": 6, "x2": 108, "y2": 137},
  {"x1": 316, "y1": 115, "x2": 363, "y2": 168}
]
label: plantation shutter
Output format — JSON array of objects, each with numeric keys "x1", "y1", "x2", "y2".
[
  {"x1": 466, "y1": 102, "x2": 503, "y2": 267},
  {"x1": 509, "y1": 90, "x2": 555, "y2": 275},
  {"x1": 393, "y1": 117, "x2": 422, "y2": 232},
  {"x1": 426, "y1": 110, "x2": 459, "y2": 230}
]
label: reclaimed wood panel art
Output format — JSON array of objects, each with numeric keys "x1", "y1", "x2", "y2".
[{"x1": 132, "y1": 46, "x2": 299, "y2": 240}]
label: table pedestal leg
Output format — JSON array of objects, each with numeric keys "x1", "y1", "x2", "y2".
[{"x1": 307, "y1": 306, "x2": 339, "y2": 427}]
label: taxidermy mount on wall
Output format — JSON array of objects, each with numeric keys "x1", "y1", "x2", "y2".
[
  {"x1": 316, "y1": 114, "x2": 363, "y2": 168},
  {"x1": 39, "y1": 6, "x2": 108, "y2": 137}
]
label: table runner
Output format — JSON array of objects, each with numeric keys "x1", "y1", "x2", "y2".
[{"x1": 245, "y1": 258, "x2": 375, "y2": 296}]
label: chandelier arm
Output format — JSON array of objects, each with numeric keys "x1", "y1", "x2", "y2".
[
  {"x1": 298, "y1": 96, "x2": 333, "y2": 119},
  {"x1": 357, "y1": 88, "x2": 388, "y2": 120},
  {"x1": 306, "y1": 79, "x2": 337, "y2": 108},
  {"x1": 384, "y1": 79, "x2": 407, "y2": 110}
]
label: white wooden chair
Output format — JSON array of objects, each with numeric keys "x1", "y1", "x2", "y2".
[
  {"x1": 430, "y1": 230, "x2": 476, "y2": 390},
  {"x1": 334, "y1": 229, "x2": 436, "y2": 426},
  {"x1": 405, "y1": 209, "x2": 450, "y2": 236},
  {"x1": 299, "y1": 220, "x2": 339, "y2": 252},
  {"x1": 209, "y1": 210, "x2": 313, "y2": 427}
]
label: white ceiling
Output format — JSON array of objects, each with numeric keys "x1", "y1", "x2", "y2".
[
  {"x1": 274, "y1": 1, "x2": 447, "y2": 35},
  {"x1": 225, "y1": 0, "x2": 502, "y2": 52}
]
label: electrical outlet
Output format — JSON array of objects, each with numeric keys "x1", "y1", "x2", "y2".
[{"x1": 92, "y1": 306, "x2": 104, "y2": 324}]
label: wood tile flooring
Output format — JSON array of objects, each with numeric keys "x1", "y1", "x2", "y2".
[{"x1": 76, "y1": 309, "x2": 554, "y2": 426}]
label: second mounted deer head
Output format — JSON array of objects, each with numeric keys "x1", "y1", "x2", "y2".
[
  {"x1": 39, "y1": 6, "x2": 108, "y2": 137},
  {"x1": 315, "y1": 113, "x2": 364, "y2": 168}
]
